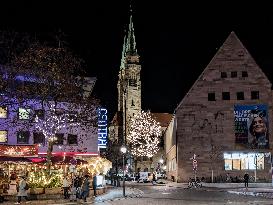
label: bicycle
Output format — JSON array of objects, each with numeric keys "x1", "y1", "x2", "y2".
[{"x1": 188, "y1": 178, "x2": 202, "y2": 188}]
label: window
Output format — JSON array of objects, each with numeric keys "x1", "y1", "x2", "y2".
[
  {"x1": 67, "y1": 134, "x2": 77, "y2": 145},
  {"x1": 231, "y1": 71, "x2": 237, "y2": 78},
  {"x1": 224, "y1": 152, "x2": 264, "y2": 170},
  {"x1": 34, "y1": 109, "x2": 45, "y2": 119},
  {"x1": 242, "y1": 71, "x2": 248, "y2": 77},
  {"x1": 19, "y1": 108, "x2": 31, "y2": 120},
  {"x1": 131, "y1": 99, "x2": 135, "y2": 106},
  {"x1": 208, "y1": 93, "x2": 215, "y2": 101},
  {"x1": 0, "y1": 107, "x2": 7, "y2": 119},
  {"x1": 221, "y1": 72, "x2": 227, "y2": 78},
  {"x1": 0, "y1": 131, "x2": 7, "y2": 143},
  {"x1": 251, "y1": 91, "x2": 259, "y2": 100},
  {"x1": 55, "y1": 133, "x2": 64, "y2": 145},
  {"x1": 33, "y1": 132, "x2": 45, "y2": 145},
  {"x1": 222, "y1": 92, "x2": 230, "y2": 100},
  {"x1": 237, "y1": 92, "x2": 244, "y2": 100},
  {"x1": 17, "y1": 131, "x2": 30, "y2": 144},
  {"x1": 129, "y1": 79, "x2": 137, "y2": 87}
]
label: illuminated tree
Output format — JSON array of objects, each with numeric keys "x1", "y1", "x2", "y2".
[
  {"x1": 127, "y1": 110, "x2": 161, "y2": 158},
  {"x1": 35, "y1": 103, "x2": 79, "y2": 170}
]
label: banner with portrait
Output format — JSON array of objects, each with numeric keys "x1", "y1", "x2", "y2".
[{"x1": 234, "y1": 104, "x2": 269, "y2": 148}]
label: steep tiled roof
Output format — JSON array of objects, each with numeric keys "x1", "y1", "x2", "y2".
[
  {"x1": 111, "y1": 111, "x2": 123, "y2": 126},
  {"x1": 151, "y1": 113, "x2": 173, "y2": 128}
]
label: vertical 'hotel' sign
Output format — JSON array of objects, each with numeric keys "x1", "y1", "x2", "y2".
[{"x1": 98, "y1": 108, "x2": 107, "y2": 149}]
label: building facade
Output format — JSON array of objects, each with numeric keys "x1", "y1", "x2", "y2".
[
  {"x1": 0, "y1": 73, "x2": 99, "y2": 158},
  {"x1": 166, "y1": 32, "x2": 273, "y2": 182}
]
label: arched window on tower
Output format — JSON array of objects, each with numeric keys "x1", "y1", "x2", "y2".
[{"x1": 131, "y1": 99, "x2": 135, "y2": 106}]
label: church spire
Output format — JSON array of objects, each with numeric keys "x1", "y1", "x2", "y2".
[
  {"x1": 125, "y1": 13, "x2": 137, "y2": 56},
  {"x1": 120, "y1": 3, "x2": 139, "y2": 69}
]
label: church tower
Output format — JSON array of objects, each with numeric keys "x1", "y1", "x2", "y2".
[{"x1": 117, "y1": 13, "x2": 141, "y2": 143}]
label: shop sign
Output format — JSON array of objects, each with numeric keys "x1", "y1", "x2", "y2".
[
  {"x1": 0, "y1": 145, "x2": 38, "y2": 157},
  {"x1": 97, "y1": 108, "x2": 108, "y2": 149}
]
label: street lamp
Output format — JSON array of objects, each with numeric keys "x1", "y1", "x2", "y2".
[
  {"x1": 120, "y1": 145, "x2": 127, "y2": 197},
  {"x1": 159, "y1": 158, "x2": 164, "y2": 164}
]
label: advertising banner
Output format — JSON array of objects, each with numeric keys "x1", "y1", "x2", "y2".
[{"x1": 234, "y1": 104, "x2": 269, "y2": 148}]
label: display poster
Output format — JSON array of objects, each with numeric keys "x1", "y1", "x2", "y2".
[{"x1": 234, "y1": 104, "x2": 269, "y2": 148}]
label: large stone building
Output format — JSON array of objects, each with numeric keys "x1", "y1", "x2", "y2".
[{"x1": 165, "y1": 32, "x2": 273, "y2": 182}]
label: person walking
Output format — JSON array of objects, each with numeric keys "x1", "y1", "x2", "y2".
[
  {"x1": 152, "y1": 172, "x2": 156, "y2": 185},
  {"x1": 81, "y1": 175, "x2": 90, "y2": 202},
  {"x1": 74, "y1": 176, "x2": 82, "y2": 199},
  {"x1": 244, "y1": 172, "x2": 249, "y2": 190},
  {"x1": 92, "y1": 174, "x2": 97, "y2": 197},
  {"x1": 63, "y1": 176, "x2": 70, "y2": 199},
  {"x1": 15, "y1": 176, "x2": 29, "y2": 204}
]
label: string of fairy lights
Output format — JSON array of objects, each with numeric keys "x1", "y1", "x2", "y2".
[
  {"x1": 35, "y1": 104, "x2": 78, "y2": 142},
  {"x1": 127, "y1": 111, "x2": 161, "y2": 158}
]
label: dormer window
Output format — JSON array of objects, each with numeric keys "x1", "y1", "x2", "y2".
[
  {"x1": 221, "y1": 72, "x2": 227, "y2": 78},
  {"x1": 237, "y1": 92, "x2": 244, "y2": 100},
  {"x1": 231, "y1": 71, "x2": 237, "y2": 78},
  {"x1": 208, "y1": 93, "x2": 216, "y2": 101},
  {"x1": 242, "y1": 71, "x2": 248, "y2": 78}
]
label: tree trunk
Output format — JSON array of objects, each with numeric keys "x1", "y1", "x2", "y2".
[
  {"x1": 134, "y1": 156, "x2": 138, "y2": 173},
  {"x1": 47, "y1": 140, "x2": 54, "y2": 172}
]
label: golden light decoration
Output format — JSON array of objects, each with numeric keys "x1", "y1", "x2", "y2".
[
  {"x1": 84, "y1": 157, "x2": 112, "y2": 175},
  {"x1": 127, "y1": 110, "x2": 161, "y2": 158}
]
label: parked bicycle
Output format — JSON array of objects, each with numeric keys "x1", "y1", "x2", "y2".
[{"x1": 188, "y1": 177, "x2": 202, "y2": 188}]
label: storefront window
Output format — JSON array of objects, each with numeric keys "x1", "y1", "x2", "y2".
[
  {"x1": 224, "y1": 159, "x2": 232, "y2": 170},
  {"x1": 223, "y1": 152, "x2": 264, "y2": 170},
  {"x1": 240, "y1": 153, "x2": 248, "y2": 170},
  {"x1": 257, "y1": 153, "x2": 264, "y2": 170}
]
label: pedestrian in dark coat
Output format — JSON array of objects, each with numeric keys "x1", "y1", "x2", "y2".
[
  {"x1": 93, "y1": 174, "x2": 97, "y2": 197},
  {"x1": 81, "y1": 175, "x2": 90, "y2": 202},
  {"x1": 244, "y1": 172, "x2": 249, "y2": 189}
]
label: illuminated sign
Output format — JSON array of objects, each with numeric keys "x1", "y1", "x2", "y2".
[
  {"x1": 0, "y1": 145, "x2": 38, "y2": 157},
  {"x1": 98, "y1": 108, "x2": 107, "y2": 149}
]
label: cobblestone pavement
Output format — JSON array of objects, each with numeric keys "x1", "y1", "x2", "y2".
[
  {"x1": 3, "y1": 181, "x2": 273, "y2": 205},
  {"x1": 0, "y1": 186, "x2": 143, "y2": 205},
  {"x1": 94, "y1": 183, "x2": 273, "y2": 205}
]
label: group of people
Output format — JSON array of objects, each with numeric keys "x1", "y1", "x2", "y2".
[{"x1": 63, "y1": 174, "x2": 97, "y2": 202}]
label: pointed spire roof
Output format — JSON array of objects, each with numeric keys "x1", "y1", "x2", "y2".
[
  {"x1": 120, "y1": 8, "x2": 138, "y2": 69},
  {"x1": 125, "y1": 14, "x2": 138, "y2": 56}
]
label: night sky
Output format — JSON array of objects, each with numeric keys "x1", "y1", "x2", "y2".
[{"x1": 1, "y1": 1, "x2": 273, "y2": 119}]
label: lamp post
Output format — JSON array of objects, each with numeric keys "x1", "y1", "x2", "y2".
[{"x1": 120, "y1": 145, "x2": 127, "y2": 197}]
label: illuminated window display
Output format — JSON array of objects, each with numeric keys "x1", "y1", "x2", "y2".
[
  {"x1": 0, "y1": 107, "x2": 7, "y2": 118},
  {"x1": 19, "y1": 108, "x2": 31, "y2": 120},
  {"x1": 0, "y1": 131, "x2": 7, "y2": 143},
  {"x1": 224, "y1": 152, "x2": 264, "y2": 170}
]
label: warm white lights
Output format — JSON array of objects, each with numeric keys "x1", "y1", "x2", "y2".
[
  {"x1": 127, "y1": 110, "x2": 161, "y2": 158},
  {"x1": 120, "y1": 145, "x2": 127, "y2": 154}
]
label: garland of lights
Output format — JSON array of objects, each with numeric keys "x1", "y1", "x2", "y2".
[
  {"x1": 35, "y1": 104, "x2": 78, "y2": 143},
  {"x1": 127, "y1": 111, "x2": 161, "y2": 158}
]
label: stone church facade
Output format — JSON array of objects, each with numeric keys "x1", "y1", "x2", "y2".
[
  {"x1": 109, "y1": 13, "x2": 172, "y2": 173},
  {"x1": 166, "y1": 32, "x2": 273, "y2": 182}
]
